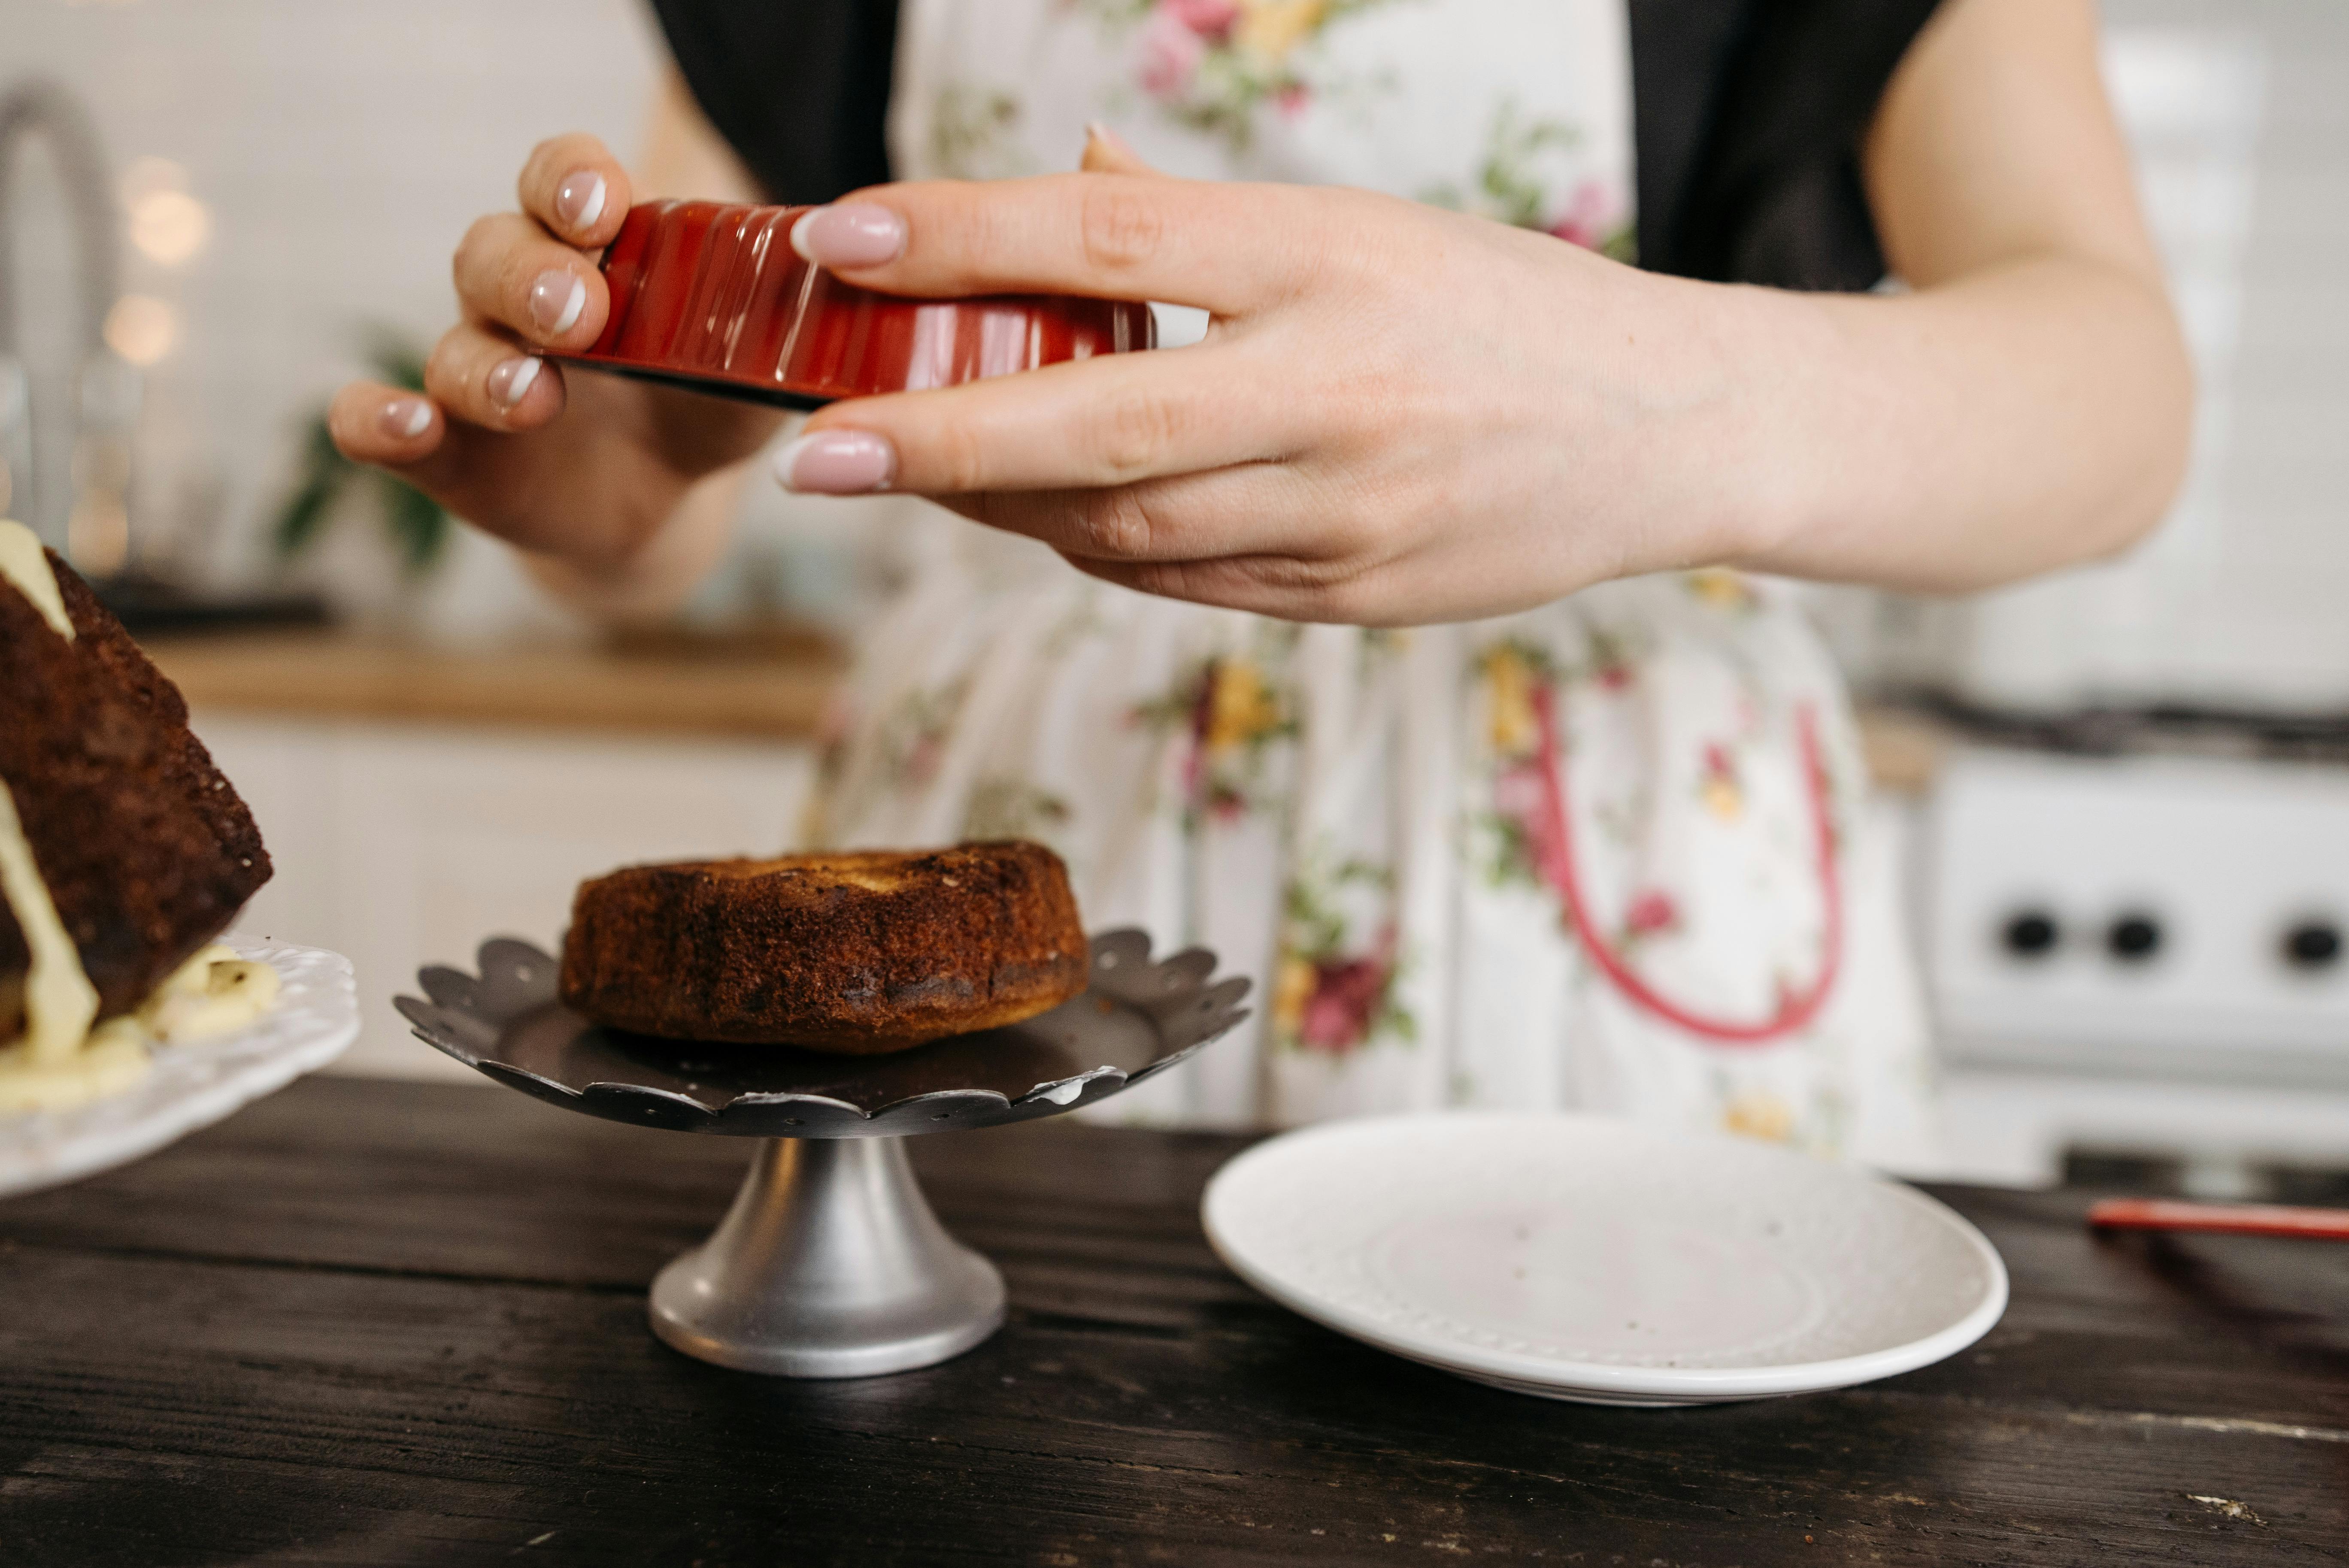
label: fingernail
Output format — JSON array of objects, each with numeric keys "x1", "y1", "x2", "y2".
[
  {"x1": 554, "y1": 170, "x2": 607, "y2": 234},
  {"x1": 529, "y1": 269, "x2": 587, "y2": 336},
  {"x1": 379, "y1": 396, "x2": 433, "y2": 439},
  {"x1": 1085, "y1": 120, "x2": 1133, "y2": 156},
  {"x1": 487, "y1": 356, "x2": 542, "y2": 411},
  {"x1": 773, "y1": 428, "x2": 896, "y2": 494},
  {"x1": 789, "y1": 203, "x2": 906, "y2": 269}
]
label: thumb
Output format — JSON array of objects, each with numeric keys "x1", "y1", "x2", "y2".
[{"x1": 1079, "y1": 122, "x2": 1161, "y2": 177}]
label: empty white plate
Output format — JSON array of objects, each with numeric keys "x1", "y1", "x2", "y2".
[{"x1": 1202, "y1": 1112, "x2": 2007, "y2": 1406}]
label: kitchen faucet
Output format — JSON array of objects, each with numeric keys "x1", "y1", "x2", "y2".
[{"x1": 0, "y1": 76, "x2": 135, "y2": 574}]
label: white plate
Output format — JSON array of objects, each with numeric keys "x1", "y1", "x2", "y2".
[
  {"x1": 0, "y1": 937, "x2": 358, "y2": 1199},
  {"x1": 1202, "y1": 1112, "x2": 2007, "y2": 1407}
]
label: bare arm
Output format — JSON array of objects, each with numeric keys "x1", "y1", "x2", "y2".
[
  {"x1": 1739, "y1": 0, "x2": 2192, "y2": 589},
  {"x1": 756, "y1": 0, "x2": 2189, "y2": 622}
]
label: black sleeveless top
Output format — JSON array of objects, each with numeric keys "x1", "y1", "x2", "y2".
[{"x1": 650, "y1": 0, "x2": 1942, "y2": 293}]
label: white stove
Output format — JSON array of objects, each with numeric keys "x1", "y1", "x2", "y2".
[{"x1": 1922, "y1": 743, "x2": 2349, "y2": 1187}]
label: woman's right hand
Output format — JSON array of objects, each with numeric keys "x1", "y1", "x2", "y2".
[{"x1": 327, "y1": 133, "x2": 786, "y2": 584}]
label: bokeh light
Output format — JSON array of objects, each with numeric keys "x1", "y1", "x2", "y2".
[
  {"x1": 103, "y1": 294, "x2": 179, "y2": 366},
  {"x1": 130, "y1": 188, "x2": 210, "y2": 266},
  {"x1": 66, "y1": 493, "x2": 128, "y2": 575},
  {"x1": 121, "y1": 159, "x2": 210, "y2": 268}
]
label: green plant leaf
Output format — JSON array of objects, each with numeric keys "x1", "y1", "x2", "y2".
[
  {"x1": 365, "y1": 328, "x2": 429, "y2": 394},
  {"x1": 271, "y1": 326, "x2": 454, "y2": 578},
  {"x1": 272, "y1": 415, "x2": 355, "y2": 560},
  {"x1": 273, "y1": 470, "x2": 341, "y2": 559},
  {"x1": 380, "y1": 471, "x2": 450, "y2": 577}
]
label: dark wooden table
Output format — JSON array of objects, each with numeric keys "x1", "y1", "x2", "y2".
[{"x1": 3, "y1": 1077, "x2": 2344, "y2": 1565}]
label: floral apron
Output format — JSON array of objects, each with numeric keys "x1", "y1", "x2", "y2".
[{"x1": 815, "y1": 0, "x2": 1943, "y2": 1168}]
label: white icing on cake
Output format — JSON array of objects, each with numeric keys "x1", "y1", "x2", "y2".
[
  {"x1": 0, "y1": 515, "x2": 112, "y2": 1103},
  {"x1": 0, "y1": 520, "x2": 281, "y2": 1112},
  {"x1": 0, "y1": 518, "x2": 73, "y2": 639},
  {"x1": 0, "y1": 781, "x2": 103, "y2": 1072}
]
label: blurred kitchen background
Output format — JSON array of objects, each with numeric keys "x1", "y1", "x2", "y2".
[{"x1": 4, "y1": 0, "x2": 2345, "y2": 1190}]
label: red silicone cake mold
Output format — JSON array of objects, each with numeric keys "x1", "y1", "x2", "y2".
[{"x1": 552, "y1": 200, "x2": 1157, "y2": 409}]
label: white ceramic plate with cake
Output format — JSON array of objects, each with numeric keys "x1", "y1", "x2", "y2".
[
  {"x1": 0, "y1": 935, "x2": 358, "y2": 1198},
  {"x1": 1203, "y1": 1112, "x2": 2007, "y2": 1407},
  {"x1": 3, "y1": 519, "x2": 357, "y2": 1196}
]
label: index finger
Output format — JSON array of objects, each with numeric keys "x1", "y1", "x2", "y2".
[
  {"x1": 803, "y1": 173, "x2": 1342, "y2": 317},
  {"x1": 518, "y1": 132, "x2": 633, "y2": 249},
  {"x1": 795, "y1": 339, "x2": 1289, "y2": 497}
]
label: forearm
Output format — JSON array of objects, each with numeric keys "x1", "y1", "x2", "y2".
[{"x1": 1730, "y1": 252, "x2": 2191, "y2": 593}]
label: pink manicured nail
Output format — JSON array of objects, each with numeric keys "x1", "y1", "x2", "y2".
[
  {"x1": 1085, "y1": 120, "x2": 1135, "y2": 158},
  {"x1": 773, "y1": 429, "x2": 896, "y2": 494},
  {"x1": 529, "y1": 269, "x2": 587, "y2": 336},
  {"x1": 789, "y1": 203, "x2": 906, "y2": 269},
  {"x1": 487, "y1": 356, "x2": 542, "y2": 411},
  {"x1": 554, "y1": 170, "x2": 607, "y2": 234},
  {"x1": 379, "y1": 396, "x2": 433, "y2": 439}
]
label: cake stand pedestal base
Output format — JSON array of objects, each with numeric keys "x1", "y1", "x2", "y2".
[
  {"x1": 649, "y1": 1136, "x2": 1005, "y2": 1378},
  {"x1": 399, "y1": 931, "x2": 1249, "y2": 1379}
]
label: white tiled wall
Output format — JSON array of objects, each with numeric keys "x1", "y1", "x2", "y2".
[{"x1": 4, "y1": 0, "x2": 664, "y2": 613}]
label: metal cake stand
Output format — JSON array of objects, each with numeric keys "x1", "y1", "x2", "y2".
[{"x1": 397, "y1": 930, "x2": 1249, "y2": 1378}]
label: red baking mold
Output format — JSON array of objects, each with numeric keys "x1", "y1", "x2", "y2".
[{"x1": 551, "y1": 200, "x2": 1156, "y2": 410}]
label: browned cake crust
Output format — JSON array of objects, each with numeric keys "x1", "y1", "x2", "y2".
[
  {"x1": 558, "y1": 841, "x2": 1088, "y2": 1052},
  {"x1": 0, "y1": 550, "x2": 273, "y2": 1032}
]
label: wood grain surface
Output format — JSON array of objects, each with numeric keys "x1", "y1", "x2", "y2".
[
  {"x1": 2, "y1": 1077, "x2": 2342, "y2": 1566},
  {"x1": 143, "y1": 632, "x2": 841, "y2": 742}
]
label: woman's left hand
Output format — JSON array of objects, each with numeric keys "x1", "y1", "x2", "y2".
[{"x1": 773, "y1": 139, "x2": 1788, "y2": 627}]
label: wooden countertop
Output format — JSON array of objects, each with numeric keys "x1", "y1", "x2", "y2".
[
  {"x1": 144, "y1": 629, "x2": 844, "y2": 743},
  {"x1": 2, "y1": 1075, "x2": 2338, "y2": 1564},
  {"x1": 142, "y1": 629, "x2": 1953, "y2": 784}
]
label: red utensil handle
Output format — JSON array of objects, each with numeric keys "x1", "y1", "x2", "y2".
[{"x1": 2086, "y1": 1197, "x2": 2349, "y2": 1240}]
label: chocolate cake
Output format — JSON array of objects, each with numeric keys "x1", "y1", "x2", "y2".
[
  {"x1": 559, "y1": 842, "x2": 1089, "y2": 1052},
  {"x1": 0, "y1": 530, "x2": 273, "y2": 1039}
]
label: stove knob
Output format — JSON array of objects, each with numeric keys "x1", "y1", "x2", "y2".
[
  {"x1": 2107, "y1": 912, "x2": 2163, "y2": 963},
  {"x1": 2284, "y1": 920, "x2": 2342, "y2": 971},
  {"x1": 2000, "y1": 909, "x2": 2060, "y2": 959}
]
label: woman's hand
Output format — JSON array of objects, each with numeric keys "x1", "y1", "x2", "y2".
[
  {"x1": 326, "y1": 132, "x2": 785, "y2": 596},
  {"x1": 777, "y1": 155, "x2": 1776, "y2": 626},
  {"x1": 780, "y1": 0, "x2": 2192, "y2": 629}
]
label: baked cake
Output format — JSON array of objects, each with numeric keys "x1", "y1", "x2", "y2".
[
  {"x1": 0, "y1": 520, "x2": 274, "y2": 1098},
  {"x1": 559, "y1": 841, "x2": 1089, "y2": 1052}
]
